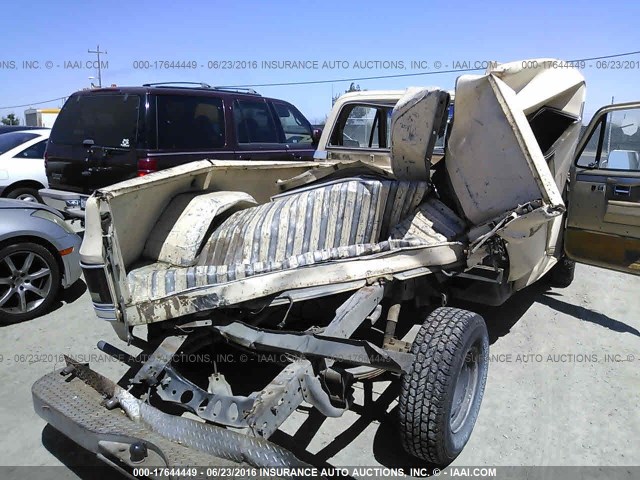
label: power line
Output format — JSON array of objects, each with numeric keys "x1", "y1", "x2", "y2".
[
  {"x1": 1, "y1": 49, "x2": 639, "y2": 109},
  {"x1": 573, "y1": 49, "x2": 640, "y2": 62},
  {"x1": 221, "y1": 49, "x2": 640, "y2": 88},
  {"x1": 0, "y1": 96, "x2": 67, "y2": 110},
  {"x1": 219, "y1": 67, "x2": 483, "y2": 88}
]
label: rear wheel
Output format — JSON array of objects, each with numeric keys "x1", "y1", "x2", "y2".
[
  {"x1": 6, "y1": 187, "x2": 43, "y2": 203},
  {"x1": 0, "y1": 242, "x2": 60, "y2": 323},
  {"x1": 398, "y1": 307, "x2": 489, "y2": 466}
]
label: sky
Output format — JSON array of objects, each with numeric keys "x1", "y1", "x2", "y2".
[{"x1": 1, "y1": 0, "x2": 639, "y2": 124}]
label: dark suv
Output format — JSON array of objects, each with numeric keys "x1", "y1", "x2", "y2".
[{"x1": 40, "y1": 82, "x2": 320, "y2": 217}]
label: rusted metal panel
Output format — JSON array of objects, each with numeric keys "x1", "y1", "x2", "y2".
[
  {"x1": 125, "y1": 244, "x2": 464, "y2": 325},
  {"x1": 196, "y1": 178, "x2": 429, "y2": 273}
]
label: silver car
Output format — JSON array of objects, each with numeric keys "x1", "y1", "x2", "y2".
[{"x1": 0, "y1": 199, "x2": 82, "y2": 323}]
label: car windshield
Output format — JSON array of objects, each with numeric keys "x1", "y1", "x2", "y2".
[
  {"x1": 0, "y1": 132, "x2": 38, "y2": 155},
  {"x1": 50, "y1": 93, "x2": 141, "y2": 148}
]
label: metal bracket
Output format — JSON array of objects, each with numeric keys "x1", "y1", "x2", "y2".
[
  {"x1": 130, "y1": 335, "x2": 187, "y2": 386},
  {"x1": 157, "y1": 365, "x2": 257, "y2": 429}
]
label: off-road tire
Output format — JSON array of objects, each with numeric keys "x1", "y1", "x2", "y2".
[{"x1": 398, "y1": 307, "x2": 489, "y2": 466}]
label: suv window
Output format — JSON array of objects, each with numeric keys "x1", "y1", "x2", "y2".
[
  {"x1": 50, "y1": 94, "x2": 140, "y2": 148},
  {"x1": 273, "y1": 102, "x2": 313, "y2": 144},
  {"x1": 234, "y1": 100, "x2": 279, "y2": 143},
  {"x1": 15, "y1": 139, "x2": 47, "y2": 159},
  {"x1": 157, "y1": 95, "x2": 225, "y2": 149},
  {"x1": 0, "y1": 132, "x2": 38, "y2": 154},
  {"x1": 329, "y1": 104, "x2": 392, "y2": 149}
]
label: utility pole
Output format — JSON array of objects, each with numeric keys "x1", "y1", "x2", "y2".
[
  {"x1": 87, "y1": 45, "x2": 107, "y2": 87},
  {"x1": 607, "y1": 96, "x2": 614, "y2": 156}
]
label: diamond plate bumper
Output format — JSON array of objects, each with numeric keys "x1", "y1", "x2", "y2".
[{"x1": 32, "y1": 368, "x2": 298, "y2": 479}]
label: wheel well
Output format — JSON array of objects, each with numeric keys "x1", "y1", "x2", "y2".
[
  {"x1": 1, "y1": 180, "x2": 46, "y2": 197},
  {"x1": 0, "y1": 235, "x2": 64, "y2": 281}
]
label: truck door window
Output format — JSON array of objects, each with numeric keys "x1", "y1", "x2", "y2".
[
  {"x1": 576, "y1": 120, "x2": 604, "y2": 168},
  {"x1": 273, "y1": 102, "x2": 313, "y2": 144},
  {"x1": 157, "y1": 96, "x2": 225, "y2": 149},
  {"x1": 234, "y1": 100, "x2": 279, "y2": 143},
  {"x1": 577, "y1": 108, "x2": 640, "y2": 170},
  {"x1": 597, "y1": 109, "x2": 640, "y2": 170},
  {"x1": 329, "y1": 104, "x2": 391, "y2": 149}
]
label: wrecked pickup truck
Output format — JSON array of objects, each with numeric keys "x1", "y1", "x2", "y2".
[{"x1": 32, "y1": 59, "x2": 640, "y2": 475}]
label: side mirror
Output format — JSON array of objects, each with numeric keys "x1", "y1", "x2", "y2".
[{"x1": 312, "y1": 128, "x2": 323, "y2": 146}]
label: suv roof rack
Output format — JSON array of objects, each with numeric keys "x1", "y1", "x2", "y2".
[
  {"x1": 211, "y1": 87, "x2": 260, "y2": 95},
  {"x1": 142, "y1": 81, "x2": 212, "y2": 89},
  {"x1": 141, "y1": 82, "x2": 260, "y2": 95}
]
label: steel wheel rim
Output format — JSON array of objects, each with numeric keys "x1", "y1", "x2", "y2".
[
  {"x1": 15, "y1": 193, "x2": 38, "y2": 202},
  {"x1": 450, "y1": 342, "x2": 481, "y2": 433},
  {"x1": 0, "y1": 250, "x2": 52, "y2": 314}
]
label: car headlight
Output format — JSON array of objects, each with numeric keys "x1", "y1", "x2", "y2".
[{"x1": 31, "y1": 209, "x2": 77, "y2": 234}]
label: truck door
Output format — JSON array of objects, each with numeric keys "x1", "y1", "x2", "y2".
[{"x1": 566, "y1": 102, "x2": 640, "y2": 274}]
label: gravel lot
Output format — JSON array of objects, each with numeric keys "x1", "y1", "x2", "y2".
[{"x1": 0, "y1": 264, "x2": 638, "y2": 477}]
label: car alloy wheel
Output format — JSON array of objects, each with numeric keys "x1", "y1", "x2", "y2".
[{"x1": 0, "y1": 242, "x2": 60, "y2": 323}]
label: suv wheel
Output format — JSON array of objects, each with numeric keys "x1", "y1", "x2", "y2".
[
  {"x1": 6, "y1": 187, "x2": 43, "y2": 203},
  {"x1": 0, "y1": 242, "x2": 60, "y2": 323}
]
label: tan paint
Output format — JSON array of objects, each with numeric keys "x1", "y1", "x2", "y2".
[{"x1": 565, "y1": 228, "x2": 640, "y2": 275}]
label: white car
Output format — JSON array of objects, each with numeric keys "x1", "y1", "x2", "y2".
[{"x1": 0, "y1": 128, "x2": 50, "y2": 202}]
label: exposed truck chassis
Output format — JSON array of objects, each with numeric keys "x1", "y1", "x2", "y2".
[{"x1": 33, "y1": 279, "x2": 490, "y2": 477}]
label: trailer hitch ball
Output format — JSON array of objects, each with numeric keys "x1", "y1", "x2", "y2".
[{"x1": 129, "y1": 442, "x2": 148, "y2": 463}]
